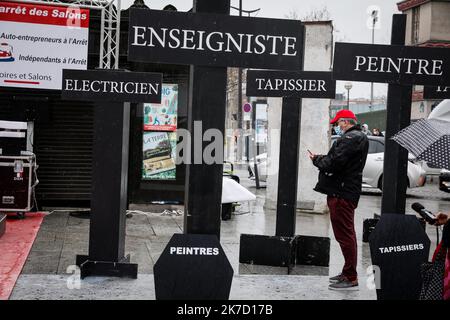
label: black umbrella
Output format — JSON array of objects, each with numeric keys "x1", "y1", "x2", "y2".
[{"x1": 392, "y1": 118, "x2": 450, "y2": 170}]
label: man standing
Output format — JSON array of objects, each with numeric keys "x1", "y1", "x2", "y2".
[
  {"x1": 309, "y1": 109, "x2": 369, "y2": 291},
  {"x1": 362, "y1": 124, "x2": 372, "y2": 136}
]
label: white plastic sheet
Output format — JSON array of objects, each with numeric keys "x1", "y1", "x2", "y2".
[{"x1": 222, "y1": 178, "x2": 256, "y2": 204}]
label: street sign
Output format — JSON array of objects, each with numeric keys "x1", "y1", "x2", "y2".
[
  {"x1": 423, "y1": 86, "x2": 450, "y2": 99},
  {"x1": 246, "y1": 70, "x2": 335, "y2": 98},
  {"x1": 62, "y1": 69, "x2": 162, "y2": 103},
  {"x1": 243, "y1": 103, "x2": 252, "y2": 113},
  {"x1": 333, "y1": 42, "x2": 450, "y2": 86},
  {"x1": 128, "y1": 9, "x2": 304, "y2": 70}
]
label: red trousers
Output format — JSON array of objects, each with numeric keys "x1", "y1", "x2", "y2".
[{"x1": 327, "y1": 196, "x2": 358, "y2": 282}]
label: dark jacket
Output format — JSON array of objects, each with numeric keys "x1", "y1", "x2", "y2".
[{"x1": 312, "y1": 125, "x2": 369, "y2": 203}]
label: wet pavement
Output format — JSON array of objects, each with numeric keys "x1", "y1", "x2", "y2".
[{"x1": 9, "y1": 168, "x2": 450, "y2": 300}]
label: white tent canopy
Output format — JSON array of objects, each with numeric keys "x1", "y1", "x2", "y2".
[
  {"x1": 428, "y1": 99, "x2": 450, "y2": 122},
  {"x1": 222, "y1": 178, "x2": 256, "y2": 204}
]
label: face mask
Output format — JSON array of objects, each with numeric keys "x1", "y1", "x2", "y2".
[{"x1": 334, "y1": 126, "x2": 343, "y2": 136}]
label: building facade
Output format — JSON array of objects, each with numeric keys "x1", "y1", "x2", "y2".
[
  {"x1": 398, "y1": 0, "x2": 450, "y2": 120},
  {"x1": 0, "y1": 1, "x2": 191, "y2": 208},
  {"x1": 330, "y1": 97, "x2": 387, "y2": 131}
]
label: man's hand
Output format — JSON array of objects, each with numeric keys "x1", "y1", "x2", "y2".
[
  {"x1": 308, "y1": 150, "x2": 317, "y2": 161},
  {"x1": 435, "y1": 212, "x2": 449, "y2": 226}
]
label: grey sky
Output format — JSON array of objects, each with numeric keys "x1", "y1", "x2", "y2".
[{"x1": 122, "y1": 0, "x2": 403, "y2": 99}]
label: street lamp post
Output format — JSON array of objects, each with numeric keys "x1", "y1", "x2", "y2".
[
  {"x1": 237, "y1": 0, "x2": 244, "y2": 162},
  {"x1": 344, "y1": 82, "x2": 353, "y2": 110},
  {"x1": 370, "y1": 10, "x2": 378, "y2": 112},
  {"x1": 230, "y1": 2, "x2": 261, "y2": 161}
]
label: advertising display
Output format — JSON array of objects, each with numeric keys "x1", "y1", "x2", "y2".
[
  {"x1": 0, "y1": 1, "x2": 89, "y2": 90},
  {"x1": 143, "y1": 84, "x2": 178, "y2": 131},
  {"x1": 142, "y1": 131, "x2": 177, "y2": 180}
]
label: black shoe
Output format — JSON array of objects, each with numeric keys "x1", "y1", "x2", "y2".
[
  {"x1": 329, "y1": 274, "x2": 345, "y2": 284},
  {"x1": 329, "y1": 279, "x2": 359, "y2": 291}
]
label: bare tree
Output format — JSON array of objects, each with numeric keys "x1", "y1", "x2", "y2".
[
  {"x1": 285, "y1": 6, "x2": 331, "y2": 21},
  {"x1": 284, "y1": 9, "x2": 300, "y2": 21},
  {"x1": 302, "y1": 6, "x2": 331, "y2": 21},
  {"x1": 285, "y1": 6, "x2": 347, "y2": 42}
]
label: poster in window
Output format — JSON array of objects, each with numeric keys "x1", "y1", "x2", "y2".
[
  {"x1": 142, "y1": 131, "x2": 177, "y2": 180},
  {"x1": 143, "y1": 84, "x2": 178, "y2": 131}
]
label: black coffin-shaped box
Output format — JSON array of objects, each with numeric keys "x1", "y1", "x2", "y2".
[
  {"x1": 364, "y1": 216, "x2": 426, "y2": 243},
  {"x1": 295, "y1": 235, "x2": 330, "y2": 267},
  {"x1": 154, "y1": 233, "x2": 233, "y2": 300},
  {"x1": 0, "y1": 213, "x2": 6, "y2": 238},
  {"x1": 369, "y1": 214, "x2": 430, "y2": 300},
  {"x1": 239, "y1": 234, "x2": 296, "y2": 267}
]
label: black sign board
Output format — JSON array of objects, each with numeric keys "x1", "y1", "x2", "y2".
[
  {"x1": 154, "y1": 233, "x2": 233, "y2": 300},
  {"x1": 369, "y1": 214, "x2": 430, "y2": 300},
  {"x1": 333, "y1": 42, "x2": 450, "y2": 86},
  {"x1": 246, "y1": 70, "x2": 335, "y2": 98},
  {"x1": 423, "y1": 86, "x2": 450, "y2": 99},
  {"x1": 128, "y1": 9, "x2": 304, "y2": 70},
  {"x1": 62, "y1": 69, "x2": 162, "y2": 103}
]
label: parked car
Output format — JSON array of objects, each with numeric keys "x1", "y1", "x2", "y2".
[
  {"x1": 420, "y1": 160, "x2": 443, "y2": 176},
  {"x1": 440, "y1": 169, "x2": 450, "y2": 193},
  {"x1": 249, "y1": 136, "x2": 427, "y2": 189},
  {"x1": 331, "y1": 135, "x2": 426, "y2": 190}
]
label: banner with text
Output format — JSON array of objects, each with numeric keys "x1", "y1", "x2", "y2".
[
  {"x1": 128, "y1": 9, "x2": 304, "y2": 70},
  {"x1": 62, "y1": 69, "x2": 162, "y2": 103},
  {"x1": 333, "y1": 42, "x2": 450, "y2": 86},
  {"x1": 246, "y1": 70, "x2": 336, "y2": 98},
  {"x1": 0, "y1": 1, "x2": 89, "y2": 90}
]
